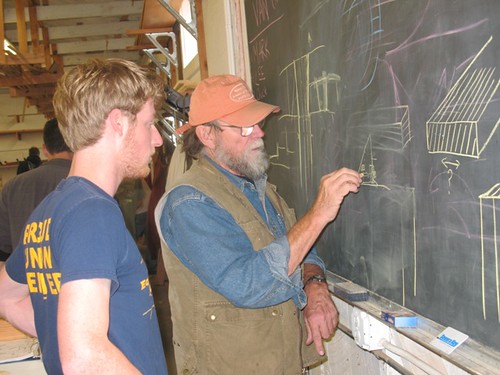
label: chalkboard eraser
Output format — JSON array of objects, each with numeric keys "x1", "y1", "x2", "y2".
[
  {"x1": 381, "y1": 310, "x2": 417, "y2": 327},
  {"x1": 333, "y1": 282, "x2": 369, "y2": 301}
]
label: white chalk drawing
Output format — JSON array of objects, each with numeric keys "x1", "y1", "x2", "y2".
[
  {"x1": 275, "y1": 40, "x2": 416, "y2": 304},
  {"x1": 441, "y1": 157, "x2": 461, "y2": 195},
  {"x1": 268, "y1": 134, "x2": 293, "y2": 170},
  {"x1": 479, "y1": 183, "x2": 500, "y2": 322},
  {"x1": 358, "y1": 135, "x2": 390, "y2": 190},
  {"x1": 349, "y1": 105, "x2": 412, "y2": 152},
  {"x1": 277, "y1": 45, "x2": 340, "y2": 197},
  {"x1": 426, "y1": 36, "x2": 500, "y2": 158}
]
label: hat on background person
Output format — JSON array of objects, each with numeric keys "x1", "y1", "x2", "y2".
[{"x1": 176, "y1": 74, "x2": 280, "y2": 135}]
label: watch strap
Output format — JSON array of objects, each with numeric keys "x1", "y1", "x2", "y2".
[{"x1": 304, "y1": 274, "x2": 327, "y2": 287}]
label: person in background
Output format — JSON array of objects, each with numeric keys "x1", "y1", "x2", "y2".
[
  {"x1": 0, "y1": 119, "x2": 72, "y2": 264},
  {"x1": 134, "y1": 178, "x2": 151, "y2": 243},
  {"x1": 115, "y1": 178, "x2": 145, "y2": 241},
  {"x1": 155, "y1": 74, "x2": 361, "y2": 374},
  {"x1": 146, "y1": 144, "x2": 173, "y2": 284},
  {"x1": 0, "y1": 59, "x2": 168, "y2": 375},
  {"x1": 16, "y1": 146, "x2": 42, "y2": 174}
]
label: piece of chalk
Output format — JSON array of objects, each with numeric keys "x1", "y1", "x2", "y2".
[
  {"x1": 333, "y1": 282, "x2": 369, "y2": 301},
  {"x1": 381, "y1": 311, "x2": 417, "y2": 327}
]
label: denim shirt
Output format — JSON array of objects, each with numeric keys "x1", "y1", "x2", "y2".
[{"x1": 159, "y1": 158, "x2": 325, "y2": 309}]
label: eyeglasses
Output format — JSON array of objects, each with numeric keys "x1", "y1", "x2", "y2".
[{"x1": 216, "y1": 120, "x2": 264, "y2": 137}]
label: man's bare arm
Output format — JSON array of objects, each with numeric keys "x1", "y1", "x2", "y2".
[
  {"x1": 58, "y1": 279, "x2": 141, "y2": 375},
  {"x1": 0, "y1": 266, "x2": 36, "y2": 336}
]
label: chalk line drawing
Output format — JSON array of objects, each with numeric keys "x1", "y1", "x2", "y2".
[
  {"x1": 310, "y1": 71, "x2": 342, "y2": 115},
  {"x1": 440, "y1": 158, "x2": 461, "y2": 195},
  {"x1": 277, "y1": 45, "x2": 340, "y2": 197},
  {"x1": 358, "y1": 135, "x2": 390, "y2": 190},
  {"x1": 349, "y1": 105, "x2": 412, "y2": 152},
  {"x1": 479, "y1": 183, "x2": 500, "y2": 322},
  {"x1": 426, "y1": 36, "x2": 500, "y2": 158},
  {"x1": 354, "y1": 130, "x2": 417, "y2": 305},
  {"x1": 268, "y1": 134, "x2": 293, "y2": 170},
  {"x1": 275, "y1": 40, "x2": 416, "y2": 304}
]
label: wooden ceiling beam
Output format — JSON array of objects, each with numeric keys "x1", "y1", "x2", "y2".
[
  {"x1": 195, "y1": 0, "x2": 208, "y2": 79},
  {"x1": 56, "y1": 37, "x2": 136, "y2": 55},
  {"x1": 9, "y1": 85, "x2": 55, "y2": 97},
  {"x1": 3, "y1": 53, "x2": 46, "y2": 65},
  {"x1": 42, "y1": 26, "x2": 52, "y2": 67},
  {"x1": 28, "y1": 2, "x2": 40, "y2": 51},
  {"x1": 0, "y1": 0, "x2": 6, "y2": 64},
  {"x1": 3, "y1": 1, "x2": 144, "y2": 23},
  {"x1": 126, "y1": 44, "x2": 157, "y2": 51},
  {"x1": 126, "y1": 27, "x2": 173, "y2": 36},
  {"x1": 0, "y1": 72, "x2": 61, "y2": 87},
  {"x1": 15, "y1": 0, "x2": 28, "y2": 54},
  {"x1": 35, "y1": 103, "x2": 53, "y2": 113},
  {"x1": 27, "y1": 97, "x2": 53, "y2": 106},
  {"x1": 48, "y1": 21, "x2": 140, "y2": 41}
]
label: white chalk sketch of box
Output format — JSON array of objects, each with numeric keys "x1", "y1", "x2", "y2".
[
  {"x1": 426, "y1": 36, "x2": 499, "y2": 159},
  {"x1": 349, "y1": 105, "x2": 412, "y2": 153}
]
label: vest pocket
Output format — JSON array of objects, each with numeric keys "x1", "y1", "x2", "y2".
[
  {"x1": 173, "y1": 338, "x2": 198, "y2": 375},
  {"x1": 203, "y1": 301, "x2": 299, "y2": 374}
]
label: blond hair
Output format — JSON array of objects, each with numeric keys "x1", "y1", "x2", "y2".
[{"x1": 53, "y1": 58, "x2": 164, "y2": 151}]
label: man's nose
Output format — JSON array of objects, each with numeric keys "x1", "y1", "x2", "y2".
[
  {"x1": 251, "y1": 124, "x2": 265, "y2": 138},
  {"x1": 152, "y1": 126, "x2": 163, "y2": 147}
]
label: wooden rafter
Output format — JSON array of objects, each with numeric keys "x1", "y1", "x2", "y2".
[
  {"x1": 9, "y1": 85, "x2": 55, "y2": 97},
  {"x1": 195, "y1": 0, "x2": 208, "y2": 79},
  {"x1": 126, "y1": 27, "x2": 173, "y2": 35},
  {"x1": 15, "y1": 0, "x2": 28, "y2": 54},
  {"x1": 0, "y1": 0, "x2": 6, "y2": 64},
  {"x1": 0, "y1": 72, "x2": 61, "y2": 86}
]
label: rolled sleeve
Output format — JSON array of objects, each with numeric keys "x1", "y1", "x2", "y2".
[
  {"x1": 261, "y1": 236, "x2": 307, "y2": 308},
  {"x1": 303, "y1": 247, "x2": 327, "y2": 273}
]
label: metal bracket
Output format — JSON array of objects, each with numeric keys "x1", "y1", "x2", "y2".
[
  {"x1": 158, "y1": 0, "x2": 197, "y2": 40},
  {"x1": 144, "y1": 32, "x2": 177, "y2": 78}
]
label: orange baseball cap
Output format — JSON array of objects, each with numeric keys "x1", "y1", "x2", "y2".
[{"x1": 176, "y1": 74, "x2": 280, "y2": 135}]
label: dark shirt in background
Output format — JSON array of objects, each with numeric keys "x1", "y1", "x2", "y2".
[{"x1": 0, "y1": 159, "x2": 71, "y2": 260}]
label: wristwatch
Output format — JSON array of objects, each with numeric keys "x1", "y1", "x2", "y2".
[{"x1": 304, "y1": 274, "x2": 327, "y2": 287}]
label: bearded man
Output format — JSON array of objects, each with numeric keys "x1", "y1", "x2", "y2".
[{"x1": 156, "y1": 74, "x2": 361, "y2": 375}]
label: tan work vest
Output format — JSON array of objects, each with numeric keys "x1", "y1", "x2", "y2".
[{"x1": 156, "y1": 158, "x2": 324, "y2": 374}]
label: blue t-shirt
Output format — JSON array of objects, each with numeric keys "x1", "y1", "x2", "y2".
[{"x1": 6, "y1": 177, "x2": 168, "y2": 375}]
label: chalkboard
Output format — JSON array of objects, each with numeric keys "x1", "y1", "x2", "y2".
[{"x1": 245, "y1": 0, "x2": 500, "y2": 350}]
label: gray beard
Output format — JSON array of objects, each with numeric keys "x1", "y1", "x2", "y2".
[{"x1": 214, "y1": 138, "x2": 269, "y2": 181}]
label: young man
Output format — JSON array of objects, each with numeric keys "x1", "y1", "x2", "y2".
[
  {"x1": 0, "y1": 118, "x2": 73, "y2": 263},
  {"x1": 156, "y1": 74, "x2": 361, "y2": 374},
  {"x1": 0, "y1": 59, "x2": 168, "y2": 375}
]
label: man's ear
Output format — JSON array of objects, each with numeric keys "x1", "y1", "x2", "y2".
[
  {"x1": 195, "y1": 125, "x2": 216, "y2": 150},
  {"x1": 108, "y1": 108, "x2": 126, "y2": 137}
]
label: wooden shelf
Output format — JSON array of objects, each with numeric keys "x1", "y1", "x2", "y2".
[
  {"x1": 0, "y1": 129, "x2": 43, "y2": 141},
  {"x1": 0, "y1": 129, "x2": 43, "y2": 135}
]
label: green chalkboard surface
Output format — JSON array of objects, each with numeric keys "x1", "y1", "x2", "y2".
[{"x1": 245, "y1": 0, "x2": 500, "y2": 350}]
